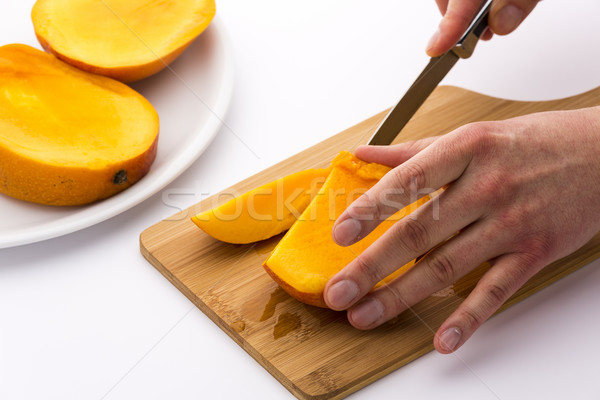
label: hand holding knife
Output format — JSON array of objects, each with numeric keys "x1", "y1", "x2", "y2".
[{"x1": 368, "y1": 0, "x2": 493, "y2": 146}]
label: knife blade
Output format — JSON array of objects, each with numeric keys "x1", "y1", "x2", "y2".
[{"x1": 368, "y1": 0, "x2": 493, "y2": 146}]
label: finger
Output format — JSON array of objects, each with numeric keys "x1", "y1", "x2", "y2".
[
  {"x1": 480, "y1": 27, "x2": 494, "y2": 41},
  {"x1": 333, "y1": 214, "x2": 510, "y2": 324},
  {"x1": 489, "y1": 0, "x2": 540, "y2": 35},
  {"x1": 354, "y1": 136, "x2": 440, "y2": 167},
  {"x1": 434, "y1": 252, "x2": 545, "y2": 353},
  {"x1": 332, "y1": 127, "x2": 478, "y2": 248},
  {"x1": 325, "y1": 181, "x2": 490, "y2": 312},
  {"x1": 435, "y1": 0, "x2": 450, "y2": 15},
  {"x1": 427, "y1": 0, "x2": 484, "y2": 57}
]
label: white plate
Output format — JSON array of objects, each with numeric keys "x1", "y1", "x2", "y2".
[{"x1": 0, "y1": 5, "x2": 234, "y2": 249}]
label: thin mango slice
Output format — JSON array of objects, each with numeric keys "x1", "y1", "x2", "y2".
[{"x1": 191, "y1": 167, "x2": 331, "y2": 244}]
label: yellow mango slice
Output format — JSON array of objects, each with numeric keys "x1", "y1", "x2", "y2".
[
  {"x1": 191, "y1": 167, "x2": 331, "y2": 244},
  {"x1": 263, "y1": 152, "x2": 429, "y2": 308},
  {"x1": 32, "y1": 0, "x2": 216, "y2": 82},
  {"x1": 0, "y1": 44, "x2": 159, "y2": 206}
]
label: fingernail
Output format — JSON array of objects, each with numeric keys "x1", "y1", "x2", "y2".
[
  {"x1": 333, "y1": 218, "x2": 361, "y2": 246},
  {"x1": 327, "y1": 280, "x2": 359, "y2": 309},
  {"x1": 349, "y1": 298, "x2": 384, "y2": 327},
  {"x1": 439, "y1": 327, "x2": 462, "y2": 352},
  {"x1": 495, "y1": 5, "x2": 524, "y2": 34},
  {"x1": 426, "y1": 28, "x2": 440, "y2": 56}
]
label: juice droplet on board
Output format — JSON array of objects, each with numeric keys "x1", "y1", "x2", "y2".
[{"x1": 273, "y1": 312, "x2": 301, "y2": 340}]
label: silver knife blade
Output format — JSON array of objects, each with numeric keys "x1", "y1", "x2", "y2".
[{"x1": 368, "y1": 0, "x2": 492, "y2": 146}]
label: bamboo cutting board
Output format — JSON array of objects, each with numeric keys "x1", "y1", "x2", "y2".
[{"x1": 140, "y1": 86, "x2": 600, "y2": 400}]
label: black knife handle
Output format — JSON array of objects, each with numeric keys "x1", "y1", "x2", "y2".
[{"x1": 453, "y1": 0, "x2": 492, "y2": 59}]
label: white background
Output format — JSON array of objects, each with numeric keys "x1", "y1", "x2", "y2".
[{"x1": 2, "y1": 1, "x2": 600, "y2": 399}]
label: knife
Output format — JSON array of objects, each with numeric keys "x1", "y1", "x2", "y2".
[{"x1": 368, "y1": 0, "x2": 493, "y2": 145}]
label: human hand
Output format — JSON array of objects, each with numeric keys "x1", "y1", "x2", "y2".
[
  {"x1": 323, "y1": 107, "x2": 600, "y2": 353},
  {"x1": 427, "y1": 0, "x2": 542, "y2": 57}
]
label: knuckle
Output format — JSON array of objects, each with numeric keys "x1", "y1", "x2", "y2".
[
  {"x1": 461, "y1": 122, "x2": 493, "y2": 146},
  {"x1": 495, "y1": 209, "x2": 522, "y2": 232},
  {"x1": 390, "y1": 290, "x2": 410, "y2": 316},
  {"x1": 482, "y1": 281, "x2": 513, "y2": 307},
  {"x1": 348, "y1": 193, "x2": 379, "y2": 221},
  {"x1": 405, "y1": 139, "x2": 425, "y2": 154},
  {"x1": 475, "y1": 169, "x2": 511, "y2": 205},
  {"x1": 378, "y1": 286, "x2": 409, "y2": 316},
  {"x1": 425, "y1": 252, "x2": 457, "y2": 285},
  {"x1": 494, "y1": 212, "x2": 553, "y2": 256},
  {"x1": 372, "y1": 196, "x2": 388, "y2": 222},
  {"x1": 456, "y1": 122, "x2": 502, "y2": 160},
  {"x1": 353, "y1": 253, "x2": 385, "y2": 287},
  {"x1": 391, "y1": 216, "x2": 431, "y2": 255},
  {"x1": 456, "y1": 306, "x2": 484, "y2": 333},
  {"x1": 518, "y1": 235, "x2": 553, "y2": 262},
  {"x1": 392, "y1": 161, "x2": 428, "y2": 192},
  {"x1": 492, "y1": 209, "x2": 530, "y2": 245}
]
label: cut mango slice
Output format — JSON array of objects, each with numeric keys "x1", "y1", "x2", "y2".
[
  {"x1": 263, "y1": 152, "x2": 429, "y2": 308},
  {"x1": 32, "y1": 0, "x2": 216, "y2": 82},
  {"x1": 0, "y1": 44, "x2": 159, "y2": 206},
  {"x1": 191, "y1": 167, "x2": 331, "y2": 244}
]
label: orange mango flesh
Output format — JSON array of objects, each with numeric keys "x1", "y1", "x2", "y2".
[
  {"x1": 0, "y1": 44, "x2": 159, "y2": 205},
  {"x1": 32, "y1": 0, "x2": 216, "y2": 82},
  {"x1": 263, "y1": 152, "x2": 429, "y2": 308},
  {"x1": 191, "y1": 167, "x2": 331, "y2": 244}
]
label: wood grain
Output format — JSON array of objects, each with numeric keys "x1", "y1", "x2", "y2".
[{"x1": 140, "y1": 86, "x2": 600, "y2": 400}]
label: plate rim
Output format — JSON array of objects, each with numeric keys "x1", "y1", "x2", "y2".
[{"x1": 0, "y1": 16, "x2": 235, "y2": 249}]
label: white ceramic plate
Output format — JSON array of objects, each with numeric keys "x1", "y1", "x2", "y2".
[{"x1": 0, "y1": 6, "x2": 234, "y2": 249}]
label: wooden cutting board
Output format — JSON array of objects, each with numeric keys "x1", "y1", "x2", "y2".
[{"x1": 140, "y1": 86, "x2": 600, "y2": 400}]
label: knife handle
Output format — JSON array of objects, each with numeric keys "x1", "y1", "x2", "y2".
[{"x1": 452, "y1": 0, "x2": 492, "y2": 59}]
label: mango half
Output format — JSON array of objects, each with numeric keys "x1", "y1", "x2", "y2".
[
  {"x1": 263, "y1": 152, "x2": 427, "y2": 307},
  {"x1": 0, "y1": 44, "x2": 159, "y2": 206},
  {"x1": 32, "y1": 0, "x2": 216, "y2": 82}
]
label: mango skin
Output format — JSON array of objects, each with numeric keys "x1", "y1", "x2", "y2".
[
  {"x1": 34, "y1": 35, "x2": 191, "y2": 83},
  {"x1": 0, "y1": 141, "x2": 158, "y2": 206},
  {"x1": 0, "y1": 44, "x2": 159, "y2": 206}
]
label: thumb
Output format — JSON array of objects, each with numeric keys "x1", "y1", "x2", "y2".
[{"x1": 489, "y1": 0, "x2": 541, "y2": 35}]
